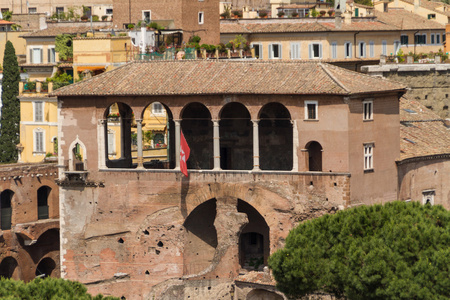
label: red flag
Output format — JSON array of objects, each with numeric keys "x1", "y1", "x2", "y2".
[{"x1": 180, "y1": 131, "x2": 190, "y2": 177}]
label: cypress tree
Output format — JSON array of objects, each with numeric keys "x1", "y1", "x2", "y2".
[{"x1": 0, "y1": 40, "x2": 20, "y2": 163}]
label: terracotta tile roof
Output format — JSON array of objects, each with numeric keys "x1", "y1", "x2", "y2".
[
  {"x1": 0, "y1": 20, "x2": 14, "y2": 25},
  {"x1": 374, "y1": 8, "x2": 444, "y2": 30},
  {"x1": 51, "y1": 60, "x2": 406, "y2": 97},
  {"x1": 221, "y1": 19, "x2": 398, "y2": 33},
  {"x1": 399, "y1": 97, "x2": 450, "y2": 161},
  {"x1": 21, "y1": 25, "x2": 111, "y2": 38},
  {"x1": 401, "y1": 0, "x2": 450, "y2": 17}
]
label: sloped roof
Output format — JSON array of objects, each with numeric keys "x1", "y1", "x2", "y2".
[
  {"x1": 375, "y1": 8, "x2": 444, "y2": 30},
  {"x1": 220, "y1": 19, "x2": 398, "y2": 33},
  {"x1": 51, "y1": 60, "x2": 406, "y2": 97},
  {"x1": 401, "y1": 0, "x2": 450, "y2": 17},
  {"x1": 21, "y1": 25, "x2": 111, "y2": 38},
  {"x1": 399, "y1": 97, "x2": 450, "y2": 161}
]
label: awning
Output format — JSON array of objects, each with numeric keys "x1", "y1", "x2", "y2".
[
  {"x1": 142, "y1": 124, "x2": 167, "y2": 131},
  {"x1": 76, "y1": 66, "x2": 106, "y2": 72}
]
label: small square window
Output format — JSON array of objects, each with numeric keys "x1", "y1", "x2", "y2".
[
  {"x1": 304, "y1": 101, "x2": 318, "y2": 120},
  {"x1": 269, "y1": 44, "x2": 282, "y2": 59},
  {"x1": 364, "y1": 143, "x2": 374, "y2": 170},
  {"x1": 152, "y1": 102, "x2": 164, "y2": 114},
  {"x1": 363, "y1": 100, "x2": 373, "y2": 121},
  {"x1": 28, "y1": 7, "x2": 37, "y2": 13},
  {"x1": 400, "y1": 35, "x2": 408, "y2": 45},
  {"x1": 106, "y1": 8, "x2": 113, "y2": 14},
  {"x1": 198, "y1": 12, "x2": 204, "y2": 24},
  {"x1": 309, "y1": 43, "x2": 322, "y2": 59}
]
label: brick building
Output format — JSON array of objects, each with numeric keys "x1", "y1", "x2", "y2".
[
  {"x1": 113, "y1": 0, "x2": 220, "y2": 44},
  {"x1": 52, "y1": 60, "x2": 406, "y2": 299},
  {"x1": 0, "y1": 163, "x2": 60, "y2": 281}
]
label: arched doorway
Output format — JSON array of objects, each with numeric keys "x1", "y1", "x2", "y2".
[
  {"x1": 237, "y1": 200, "x2": 270, "y2": 271},
  {"x1": 183, "y1": 199, "x2": 217, "y2": 275},
  {"x1": 219, "y1": 103, "x2": 252, "y2": 170},
  {"x1": 104, "y1": 102, "x2": 135, "y2": 168},
  {"x1": 37, "y1": 186, "x2": 51, "y2": 220},
  {"x1": 0, "y1": 257, "x2": 19, "y2": 279},
  {"x1": 141, "y1": 101, "x2": 175, "y2": 169},
  {"x1": 35, "y1": 257, "x2": 56, "y2": 278},
  {"x1": 259, "y1": 102, "x2": 293, "y2": 170},
  {"x1": 306, "y1": 141, "x2": 323, "y2": 171},
  {"x1": 1, "y1": 190, "x2": 13, "y2": 230},
  {"x1": 181, "y1": 102, "x2": 213, "y2": 170}
]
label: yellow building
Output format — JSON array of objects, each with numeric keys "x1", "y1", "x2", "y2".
[
  {"x1": 72, "y1": 35, "x2": 130, "y2": 80},
  {"x1": 0, "y1": 30, "x2": 27, "y2": 65},
  {"x1": 18, "y1": 86, "x2": 58, "y2": 163}
]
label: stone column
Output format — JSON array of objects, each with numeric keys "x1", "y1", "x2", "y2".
[
  {"x1": 252, "y1": 120, "x2": 260, "y2": 171},
  {"x1": 291, "y1": 120, "x2": 299, "y2": 171},
  {"x1": 136, "y1": 119, "x2": 144, "y2": 169},
  {"x1": 98, "y1": 119, "x2": 107, "y2": 169},
  {"x1": 213, "y1": 120, "x2": 221, "y2": 171},
  {"x1": 175, "y1": 119, "x2": 181, "y2": 170}
]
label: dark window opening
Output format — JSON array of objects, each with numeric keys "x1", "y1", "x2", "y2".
[
  {"x1": 1, "y1": 190, "x2": 13, "y2": 230},
  {"x1": 183, "y1": 199, "x2": 217, "y2": 275},
  {"x1": 306, "y1": 141, "x2": 323, "y2": 171},
  {"x1": 181, "y1": 102, "x2": 213, "y2": 170},
  {"x1": 37, "y1": 186, "x2": 50, "y2": 220},
  {"x1": 238, "y1": 200, "x2": 270, "y2": 271},
  {"x1": 219, "y1": 102, "x2": 252, "y2": 170},
  {"x1": 401, "y1": 35, "x2": 408, "y2": 45},
  {"x1": 0, "y1": 257, "x2": 18, "y2": 279},
  {"x1": 259, "y1": 102, "x2": 293, "y2": 171}
]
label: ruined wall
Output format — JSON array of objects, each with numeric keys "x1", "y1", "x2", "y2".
[
  {"x1": 59, "y1": 171, "x2": 349, "y2": 299},
  {"x1": 385, "y1": 70, "x2": 450, "y2": 119},
  {"x1": 397, "y1": 157, "x2": 450, "y2": 209},
  {"x1": 0, "y1": 163, "x2": 60, "y2": 281}
]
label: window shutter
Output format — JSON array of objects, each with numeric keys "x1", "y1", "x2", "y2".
[
  {"x1": 308, "y1": 44, "x2": 312, "y2": 59},
  {"x1": 279, "y1": 44, "x2": 282, "y2": 59},
  {"x1": 319, "y1": 44, "x2": 322, "y2": 59},
  {"x1": 349, "y1": 44, "x2": 352, "y2": 58},
  {"x1": 269, "y1": 44, "x2": 273, "y2": 59},
  {"x1": 40, "y1": 49, "x2": 43, "y2": 63},
  {"x1": 29, "y1": 49, "x2": 32, "y2": 63}
]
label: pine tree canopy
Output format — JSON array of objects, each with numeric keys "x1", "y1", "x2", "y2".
[
  {"x1": 0, "y1": 40, "x2": 20, "y2": 163},
  {"x1": 268, "y1": 201, "x2": 450, "y2": 300}
]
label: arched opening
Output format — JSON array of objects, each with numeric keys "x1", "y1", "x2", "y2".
[
  {"x1": 183, "y1": 199, "x2": 217, "y2": 275},
  {"x1": 37, "y1": 186, "x2": 51, "y2": 220},
  {"x1": 35, "y1": 257, "x2": 56, "y2": 278},
  {"x1": 141, "y1": 102, "x2": 175, "y2": 169},
  {"x1": 306, "y1": 141, "x2": 323, "y2": 171},
  {"x1": 237, "y1": 200, "x2": 270, "y2": 271},
  {"x1": 104, "y1": 102, "x2": 135, "y2": 168},
  {"x1": 258, "y1": 103, "x2": 293, "y2": 170},
  {"x1": 181, "y1": 102, "x2": 213, "y2": 170},
  {"x1": 219, "y1": 102, "x2": 252, "y2": 170},
  {"x1": 71, "y1": 142, "x2": 85, "y2": 171},
  {"x1": 0, "y1": 257, "x2": 19, "y2": 279},
  {"x1": 1, "y1": 190, "x2": 13, "y2": 230}
]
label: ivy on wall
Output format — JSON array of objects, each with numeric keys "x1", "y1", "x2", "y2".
[{"x1": 55, "y1": 34, "x2": 75, "y2": 61}]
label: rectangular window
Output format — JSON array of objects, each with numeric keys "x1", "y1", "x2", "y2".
[
  {"x1": 415, "y1": 34, "x2": 426, "y2": 45},
  {"x1": 382, "y1": 41, "x2": 387, "y2": 55},
  {"x1": 142, "y1": 10, "x2": 151, "y2": 23},
  {"x1": 309, "y1": 43, "x2": 322, "y2": 59},
  {"x1": 56, "y1": 7, "x2": 64, "y2": 14},
  {"x1": 48, "y1": 47, "x2": 55, "y2": 63},
  {"x1": 1, "y1": 9, "x2": 9, "y2": 13},
  {"x1": 252, "y1": 43, "x2": 262, "y2": 59},
  {"x1": 344, "y1": 42, "x2": 352, "y2": 58},
  {"x1": 198, "y1": 12, "x2": 204, "y2": 24},
  {"x1": 269, "y1": 44, "x2": 282, "y2": 59},
  {"x1": 359, "y1": 42, "x2": 366, "y2": 58},
  {"x1": 436, "y1": 33, "x2": 440, "y2": 44},
  {"x1": 106, "y1": 8, "x2": 113, "y2": 14},
  {"x1": 428, "y1": 14, "x2": 436, "y2": 19},
  {"x1": 369, "y1": 41, "x2": 374, "y2": 57},
  {"x1": 331, "y1": 42, "x2": 337, "y2": 59},
  {"x1": 290, "y1": 42, "x2": 300, "y2": 59},
  {"x1": 30, "y1": 47, "x2": 43, "y2": 64},
  {"x1": 363, "y1": 100, "x2": 373, "y2": 120},
  {"x1": 304, "y1": 100, "x2": 318, "y2": 120},
  {"x1": 431, "y1": 33, "x2": 435, "y2": 44},
  {"x1": 443, "y1": 34, "x2": 446, "y2": 43},
  {"x1": 153, "y1": 102, "x2": 164, "y2": 114},
  {"x1": 401, "y1": 35, "x2": 408, "y2": 45},
  {"x1": 422, "y1": 190, "x2": 435, "y2": 205},
  {"x1": 34, "y1": 101, "x2": 44, "y2": 122},
  {"x1": 364, "y1": 143, "x2": 374, "y2": 170},
  {"x1": 35, "y1": 131, "x2": 44, "y2": 153},
  {"x1": 28, "y1": 7, "x2": 37, "y2": 13}
]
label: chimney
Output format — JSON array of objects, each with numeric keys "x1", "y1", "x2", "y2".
[
  {"x1": 343, "y1": 12, "x2": 352, "y2": 24},
  {"x1": 414, "y1": 0, "x2": 420, "y2": 12},
  {"x1": 335, "y1": 11, "x2": 342, "y2": 29},
  {"x1": 384, "y1": 2, "x2": 389, "y2": 12}
]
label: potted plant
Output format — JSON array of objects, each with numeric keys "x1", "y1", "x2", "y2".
[
  {"x1": 101, "y1": 15, "x2": 108, "y2": 21},
  {"x1": 277, "y1": 11, "x2": 285, "y2": 18},
  {"x1": 259, "y1": 10, "x2": 268, "y2": 18},
  {"x1": 292, "y1": 12, "x2": 299, "y2": 17},
  {"x1": 319, "y1": 10, "x2": 326, "y2": 17},
  {"x1": 328, "y1": 9, "x2": 334, "y2": 17},
  {"x1": 232, "y1": 10, "x2": 242, "y2": 18}
]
